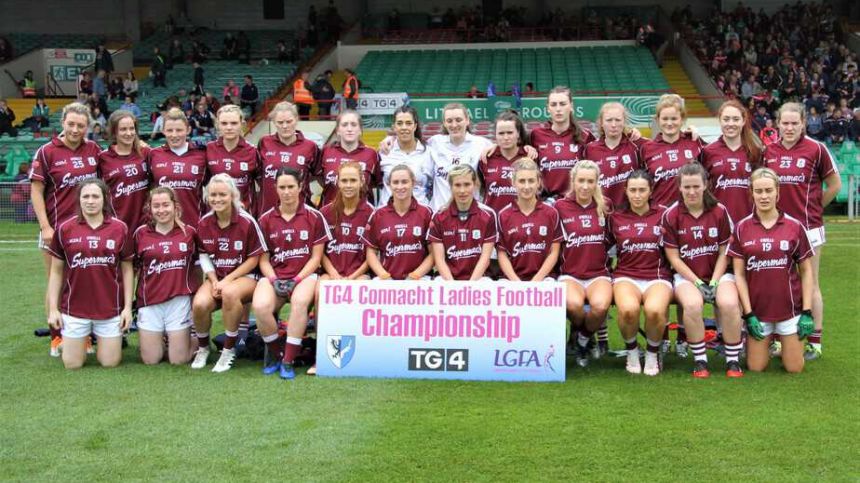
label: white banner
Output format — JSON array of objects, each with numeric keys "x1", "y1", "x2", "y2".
[
  {"x1": 316, "y1": 280, "x2": 567, "y2": 382},
  {"x1": 355, "y1": 93, "x2": 408, "y2": 115}
]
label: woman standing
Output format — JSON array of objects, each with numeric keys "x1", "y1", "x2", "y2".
[
  {"x1": 727, "y1": 168, "x2": 815, "y2": 373},
  {"x1": 320, "y1": 162, "x2": 374, "y2": 281},
  {"x1": 639, "y1": 94, "x2": 705, "y2": 207},
  {"x1": 99, "y1": 110, "x2": 151, "y2": 235},
  {"x1": 256, "y1": 101, "x2": 320, "y2": 214},
  {"x1": 609, "y1": 170, "x2": 672, "y2": 376},
  {"x1": 496, "y1": 159, "x2": 561, "y2": 282},
  {"x1": 190, "y1": 174, "x2": 265, "y2": 372},
  {"x1": 206, "y1": 104, "x2": 260, "y2": 211},
  {"x1": 147, "y1": 108, "x2": 208, "y2": 227},
  {"x1": 481, "y1": 111, "x2": 529, "y2": 213},
  {"x1": 555, "y1": 161, "x2": 613, "y2": 367},
  {"x1": 429, "y1": 164, "x2": 497, "y2": 281},
  {"x1": 362, "y1": 165, "x2": 434, "y2": 280},
  {"x1": 133, "y1": 187, "x2": 198, "y2": 365},
  {"x1": 318, "y1": 110, "x2": 380, "y2": 207},
  {"x1": 253, "y1": 167, "x2": 330, "y2": 379},
  {"x1": 30, "y1": 102, "x2": 101, "y2": 356},
  {"x1": 46, "y1": 179, "x2": 133, "y2": 369},
  {"x1": 762, "y1": 102, "x2": 840, "y2": 360},
  {"x1": 582, "y1": 102, "x2": 644, "y2": 207},
  {"x1": 662, "y1": 163, "x2": 743, "y2": 378},
  {"x1": 378, "y1": 106, "x2": 432, "y2": 207},
  {"x1": 701, "y1": 100, "x2": 761, "y2": 225},
  {"x1": 529, "y1": 86, "x2": 596, "y2": 200}
]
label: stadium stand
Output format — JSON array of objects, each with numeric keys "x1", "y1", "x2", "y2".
[{"x1": 133, "y1": 30, "x2": 313, "y2": 63}]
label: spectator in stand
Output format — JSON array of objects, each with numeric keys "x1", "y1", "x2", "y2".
[
  {"x1": 192, "y1": 62, "x2": 204, "y2": 96},
  {"x1": 741, "y1": 75, "x2": 762, "y2": 101},
  {"x1": 806, "y1": 106, "x2": 825, "y2": 141},
  {"x1": 824, "y1": 108, "x2": 849, "y2": 144},
  {"x1": 222, "y1": 79, "x2": 239, "y2": 102},
  {"x1": 236, "y1": 31, "x2": 251, "y2": 64},
  {"x1": 759, "y1": 119, "x2": 779, "y2": 145},
  {"x1": 203, "y1": 92, "x2": 220, "y2": 114},
  {"x1": 151, "y1": 47, "x2": 167, "y2": 87},
  {"x1": 108, "y1": 75, "x2": 124, "y2": 100},
  {"x1": 292, "y1": 70, "x2": 314, "y2": 119},
  {"x1": 276, "y1": 40, "x2": 291, "y2": 64},
  {"x1": 642, "y1": 24, "x2": 667, "y2": 68},
  {"x1": 466, "y1": 85, "x2": 483, "y2": 99},
  {"x1": 221, "y1": 33, "x2": 237, "y2": 60},
  {"x1": 123, "y1": 72, "x2": 138, "y2": 98},
  {"x1": 26, "y1": 97, "x2": 50, "y2": 131},
  {"x1": 752, "y1": 104, "x2": 770, "y2": 133},
  {"x1": 191, "y1": 40, "x2": 209, "y2": 64},
  {"x1": 311, "y1": 71, "x2": 335, "y2": 119},
  {"x1": 19, "y1": 70, "x2": 37, "y2": 97},
  {"x1": 120, "y1": 96, "x2": 142, "y2": 119},
  {"x1": 190, "y1": 102, "x2": 215, "y2": 140},
  {"x1": 849, "y1": 109, "x2": 860, "y2": 143},
  {"x1": 0, "y1": 99, "x2": 17, "y2": 137},
  {"x1": 95, "y1": 45, "x2": 113, "y2": 74},
  {"x1": 240, "y1": 75, "x2": 259, "y2": 116},
  {"x1": 343, "y1": 69, "x2": 359, "y2": 110},
  {"x1": 91, "y1": 106, "x2": 107, "y2": 130},
  {"x1": 78, "y1": 71, "x2": 93, "y2": 96},
  {"x1": 169, "y1": 38, "x2": 184, "y2": 66}
]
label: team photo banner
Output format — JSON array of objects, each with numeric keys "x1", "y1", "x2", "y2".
[{"x1": 316, "y1": 280, "x2": 567, "y2": 382}]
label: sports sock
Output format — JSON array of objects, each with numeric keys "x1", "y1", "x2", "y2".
[
  {"x1": 646, "y1": 338, "x2": 661, "y2": 353},
  {"x1": 677, "y1": 325, "x2": 687, "y2": 343},
  {"x1": 724, "y1": 341, "x2": 742, "y2": 363},
  {"x1": 597, "y1": 324, "x2": 609, "y2": 344},
  {"x1": 577, "y1": 332, "x2": 591, "y2": 348},
  {"x1": 223, "y1": 330, "x2": 238, "y2": 350},
  {"x1": 808, "y1": 329, "x2": 822, "y2": 349},
  {"x1": 238, "y1": 320, "x2": 249, "y2": 342},
  {"x1": 689, "y1": 339, "x2": 707, "y2": 363},
  {"x1": 282, "y1": 336, "x2": 303, "y2": 364},
  {"x1": 197, "y1": 332, "x2": 210, "y2": 349},
  {"x1": 50, "y1": 326, "x2": 61, "y2": 340},
  {"x1": 624, "y1": 336, "x2": 638, "y2": 351},
  {"x1": 262, "y1": 333, "x2": 282, "y2": 359}
]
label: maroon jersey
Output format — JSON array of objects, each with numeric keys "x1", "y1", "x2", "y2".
[
  {"x1": 583, "y1": 136, "x2": 644, "y2": 207},
  {"x1": 361, "y1": 199, "x2": 432, "y2": 280},
  {"x1": 29, "y1": 137, "x2": 101, "y2": 228},
  {"x1": 258, "y1": 204, "x2": 330, "y2": 279},
  {"x1": 530, "y1": 123, "x2": 595, "y2": 198},
  {"x1": 133, "y1": 224, "x2": 198, "y2": 307},
  {"x1": 727, "y1": 212, "x2": 814, "y2": 322},
  {"x1": 428, "y1": 202, "x2": 498, "y2": 280},
  {"x1": 608, "y1": 207, "x2": 671, "y2": 281},
  {"x1": 206, "y1": 137, "x2": 260, "y2": 211},
  {"x1": 497, "y1": 202, "x2": 563, "y2": 280},
  {"x1": 639, "y1": 134, "x2": 705, "y2": 207},
  {"x1": 47, "y1": 216, "x2": 132, "y2": 319},
  {"x1": 317, "y1": 143, "x2": 380, "y2": 206},
  {"x1": 256, "y1": 131, "x2": 319, "y2": 214},
  {"x1": 321, "y1": 201, "x2": 375, "y2": 277},
  {"x1": 555, "y1": 198, "x2": 611, "y2": 279},
  {"x1": 480, "y1": 147, "x2": 525, "y2": 213},
  {"x1": 661, "y1": 201, "x2": 733, "y2": 281},
  {"x1": 701, "y1": 137, "x2": 754, "y2": 224},
  {"x1": 196, "y1": 209, "x2": 266, "y2": 279},
  {"x1": 98, "y1": 145, "x2": 151, "y2": 234},
  {"x1": 762, "y1": 135, "x2": 837, "y2": 229},
  {"x1": 148, "y1": 145, "x2": 208, "y2": 227}
]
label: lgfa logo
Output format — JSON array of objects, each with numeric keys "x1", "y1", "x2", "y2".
[
  {"x1": 326, "y1": 335, "x2": 355, "y2": 368},
  {"x1": 493, "y1": 345, "x2": 556, "y2": 372}
]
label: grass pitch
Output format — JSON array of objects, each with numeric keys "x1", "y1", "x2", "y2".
[{"x1": 1, "y1": 221, "x2": 858, "y2": 481}]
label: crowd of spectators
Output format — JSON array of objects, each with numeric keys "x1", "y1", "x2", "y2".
[{"x1": 676, "y1": 1, "x2": 859, "y2": 144}]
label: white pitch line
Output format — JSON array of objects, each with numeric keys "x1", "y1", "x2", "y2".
[{"x1": 0, "y1": 240, "x2": 36, "y2": 244}]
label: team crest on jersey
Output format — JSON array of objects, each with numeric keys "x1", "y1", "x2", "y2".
[
  {"x1": 179, "y1": 242, "x2": 188, "y2": 251},
  {"x1": 797, "y1": 158, "x2": 806, "y2": 168},
  {"x1": 539, "y1": 226, "x2": 547, "y2": 236},
  {"x1": 653, "y1": 226, "x2": 661, "y2": 236},
  {"x1": 300, "y1": 230, "x2": 309, "y2": 240},
  {"x1": 106, "y1": 239, "x2": 115, "y2": 249},
  {"x1": 780, "y1": 240, "x2": 789, "y2": 250},
  {"x1": 570, "y1": 145, "x2": 578, "y2": 153},
  {"x1": 472, "y1": 230, "x2": 481, "y2": 240},
  {"x1": 413, "y1": 226, "x2": 422, "y2": 236},
  {"x1": 622, "y1": 154, "x2": 632, "y2": 165},
  {"x1": 599, "y1": 217, "x2": 606, "y2": 227},
  {"x1": 709, "y1": 227, "x2": 718, "y2": 237},
  {"x1": 87, "y1": 157, "x2": 97, "y2": 166},
  {"x1": 684, "y1": 150, "x2": 693, "y2": 159},
  {"x1": 234, "y1": 241, "x2": 243, "y2": 250},
  {"x1": 240, "y1": 162, "x2": 248, "y2": 171},
  {"x1": 357, "y1": 227, "x2": 365, "y2": 236},
  {"x1": 191, "y1": 165, "x2": 199, "y2": 175},
  {"x1": 297, "y1": 155, "x2": 306, "y2": 166}
]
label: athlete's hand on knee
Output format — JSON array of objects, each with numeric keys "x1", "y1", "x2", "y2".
[
  {"x1": 743, "y1": 312, "x2": 765, "y2": 340},
  {"x1": 48, "y1": 310, "x2": 63, "y2": 330},
  {"x1": 797, "y1": 310, "x2": 814, "y2": 339},
  {"x1": 120, "y1": 308, "x2": 133, "y2": 331}
]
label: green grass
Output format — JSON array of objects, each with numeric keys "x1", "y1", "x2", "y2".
[{"x1": 1, "y1": 221, "x2": 858, "y2": 481}]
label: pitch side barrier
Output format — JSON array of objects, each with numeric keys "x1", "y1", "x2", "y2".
[{"x1": 316, "y1": 279, "x2": 566, "y2": 382}]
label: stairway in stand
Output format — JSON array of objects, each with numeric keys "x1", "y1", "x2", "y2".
[{"x1": 661, "y1": 55, "x2": 712, "y2": 117}]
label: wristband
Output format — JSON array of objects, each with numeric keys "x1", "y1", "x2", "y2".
[
  {"x1": 801, "y1": 309, "x2": 813, "y2": 317},
  {"x1": 293, "y1": 275, "x2": 303, "y2": 284}
]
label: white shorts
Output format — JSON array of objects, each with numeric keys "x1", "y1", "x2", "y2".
[
  {"x1": 613, "y1": 277, "x2": 672, "y2": 294},
  {"x1": 137, "y1": 295, "x2": 192, "y2": 333},
  {"x1": 374, "y1": 275, "x2": 431, "y2": 281},
  {"x1": 672, "y1": 272, "x2": 736, "y2": 288},
  {"x1": 761, "y1": 315, "x2": 799, "y2": 337},
  {"x1": 559, "y1": 275, "x2": 612, "y2": 289},
  {"x1": 805, "y1": 226, "x2": 825, "y2": 248},
  {"x1": 38, "y1": 232, "x2": 49, "y2": 250},
  {"x1": 435, "y1": 276, "x2": 492, "y2": 281},
  {"x1": 506, "y1": 276, "x2": 556, "y2": 282},
  {"x1": 61, "y1": 314, "x2": 122, "y2": 339}
]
